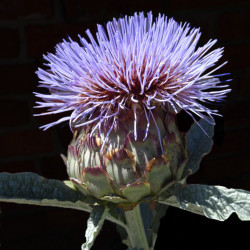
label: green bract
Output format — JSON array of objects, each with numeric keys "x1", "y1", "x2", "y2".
[{"x1": 63, "y1": 109, "x2": 189, "y2": 209}]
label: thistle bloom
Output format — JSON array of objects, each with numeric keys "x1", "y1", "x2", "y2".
[
  {"x1": 35, "y1": 12, "x2": 230, "y2": 140},
  {"x1": 34, "y1": 12, "x2": 231, "y2": 206}
]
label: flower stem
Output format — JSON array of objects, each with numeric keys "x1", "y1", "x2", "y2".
[{"x1": 124, "y1": 204, "x2": 150, "y2": 250}]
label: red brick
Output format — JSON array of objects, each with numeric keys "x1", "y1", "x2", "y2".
[
  {"x1": 33, "y1": 234, "x2": 79, "y2": 250},
  {"x1": 219, "y1": 10, "x2": 250, "y2": 42},
  {"x1": 0, "y1": 27, "x2": 19, "y2": 58},
  {"x1": 0, "y1": 205, "x2": 124, "y2": 249},
  {"x1": 0, "y1": 205, "x2": 87, "y2": 250},
  {"x1": 168, "y1": 13, "x2": 216, "y2": 44},
  {"x1": 46, "y1": 208, "x2": 88, "y2": 232},
  {"x1": 26, "y1": 24, "x2": 93, "y2": 58},
  {"x1": 0, "y1": 64, "x2": 38, "y2": 95},
  {"x1": 234, "y1": 70, "x2": 250, "y2": 98},
  {"x1": 0, "y1": 0, "x2": 53, "y2": 20},
  {"x1": 0, "y1": 129, "x2": 54, "y2": 158},
  {"x1": 222, "y1": 99, "x2": 250, "y2": 128},
  {"x1": 65, "y1": 0, "x2": 163, "y2": 20},
  {"x1": 167, "y1": 0, "x2": 249, "y2": 11},
  {"x1": 226, "y1": 70, "x2": 250, "y2": 100},
  {"x1": 0, "y1": 160, "x2": 36, "y2": 173},
  {"x1": 1, "y1": 209, "x2": 47, "y2": 240},
  {"x1": 211, "y1": 127, "x2": 250, "y2": 156},
  {"x1": 187, "y1": 18, "x2": 215, "y2": 42},
  {"x1": 223, "y1": 43, "x2": 250, "y2": 72},
  {"x1": 91, "y1": 221, "x2": 125, "y2": 250},
  {"x1": 218, "y1": 177, "x2": 250, "y2": 191},
  {"x1": 188, "y1": 152, "x2": 250, "y2": 186},
  {"x1": 1, "y1": 240, "x2": 46, "y2": 250},
  {"x1": 57, "y1": 125, "x2": 73, "y2": 148},
  {"x1": 33, "y1": 112, "x2": 73, "y2": 146},
  {"x1": 0, "y1": 202, "x2": 34, "y2": 214},
  {"x1": 34, "y1": 110, "x2": 71, "y2": 129},
  {"x1": 227, "y1": 74, "x2": 241, "y2": 100},
  {"x1": 0, "y1": 100, "x2": 29, "y2": 127},
  {"x1": 39, "y1": 156, "x2": 68, "y2": 180}
]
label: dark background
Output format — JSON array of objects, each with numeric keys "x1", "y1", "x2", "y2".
[{"x1": 0, "y1": 0, "x2": 250, "y2": 249}]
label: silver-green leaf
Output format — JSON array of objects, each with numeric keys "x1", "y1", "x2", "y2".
[
  {"x1": 160, "y1": 184, "x2": 250, "y2": 221},
  {"x1": 82, "y1": 205, "x2": 108, "y2": 250},
  {"x1": 0, "y1": 172, "x2": 128, "y2": 228},
  {"x1": 185, "y1": 118, "x2": 214, "y2": 175},
  {"x1": 0, "y1": 172, "x2": 91, "y2": 212}
]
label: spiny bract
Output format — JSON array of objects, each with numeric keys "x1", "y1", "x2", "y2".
[{"x1": 63, "y1": 110, "x2": 188, "y2": 209}]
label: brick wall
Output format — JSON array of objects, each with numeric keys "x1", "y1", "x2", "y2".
[{"x1": 0, "y1": 0, "x2": 250, "y2": 249}]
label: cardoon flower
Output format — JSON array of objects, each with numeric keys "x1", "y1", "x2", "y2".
[{"x1": 34, "y1": 12, "x2": 230, "y2": 207}]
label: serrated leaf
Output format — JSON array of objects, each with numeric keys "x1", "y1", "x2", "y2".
[
  {"x1": 185, "y1": 118, "x2": 214, "y2": 175},
  {"x1": 0, "y1": 172, "x2": 92, "y2": 212},
  {"x1": 0, "y1": 172, "x2": 128, "y2": 228},
  {"x1": 81, "y1": 205, "x2": 108, "y2": 250},
  {"x1": 160, "y1": 184, "x2": 250, "y2": 221}
]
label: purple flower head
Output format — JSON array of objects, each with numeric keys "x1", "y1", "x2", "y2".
[{"x1": 34, "y1": 12, "x2": 231, "y2": 139}]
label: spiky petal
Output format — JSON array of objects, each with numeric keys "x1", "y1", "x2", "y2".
[{"x1": 34, "y1": 11, "x2": 231, "y2": 138}]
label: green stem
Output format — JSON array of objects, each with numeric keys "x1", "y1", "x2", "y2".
[{"x1": 124, "y1": 204, "x2": 150, "y2": 250}]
